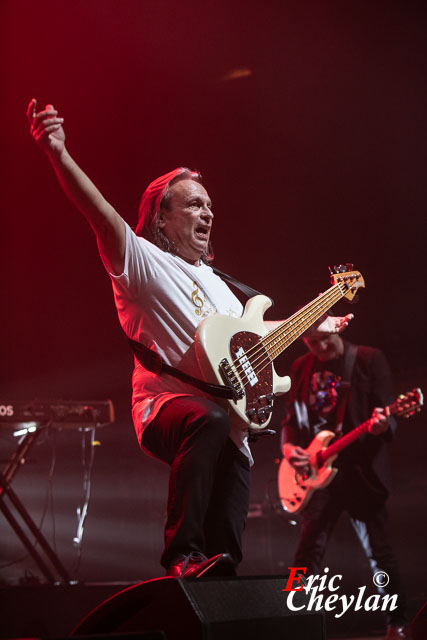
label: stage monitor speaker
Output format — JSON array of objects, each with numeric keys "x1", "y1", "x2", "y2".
[{"x1": 72, "y1": 575, "x2": 325, "y2": 640}]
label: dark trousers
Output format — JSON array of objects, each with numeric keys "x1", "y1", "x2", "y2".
[
  {"x1": 294, "y1": 479, "x2": 406, "y2": 626},
  {"x1": 140, "y1": 396, "x2": 251, "y2": 570}
]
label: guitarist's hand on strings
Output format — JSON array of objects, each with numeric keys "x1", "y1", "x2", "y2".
[
  {"x1": 369, "y1": 408, "x2": 390, "y2": 435},
  {"x1": 283, "y1": 443, "x2": 310, "y2": 477}
]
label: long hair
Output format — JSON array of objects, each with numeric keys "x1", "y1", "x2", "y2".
[{"x1": 135, "y1": 167, "x2": 214, "y2": 263}]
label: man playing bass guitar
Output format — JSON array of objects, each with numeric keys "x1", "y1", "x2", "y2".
[{"x1": 27, "y1": 98, "x2": 353, "y2": 581}]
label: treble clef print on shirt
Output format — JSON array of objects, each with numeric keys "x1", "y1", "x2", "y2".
[{"x1": 191, "y1": 281, "x2": 205, "y2": 316}]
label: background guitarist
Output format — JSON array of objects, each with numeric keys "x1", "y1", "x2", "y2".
[{"x1": 281, "y1": 315, "x2": 408, "y2": 640}]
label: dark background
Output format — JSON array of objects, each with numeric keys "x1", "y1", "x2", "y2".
[{"x1": 1, "y1": 0, "x2": 426, "y2": 634}]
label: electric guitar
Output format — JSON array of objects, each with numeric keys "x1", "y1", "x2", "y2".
[
  {"x1": 194, "y1": 264, "x2": 365, "y2": 430},
  {"x1": 277, "y1": 388, "x2": 423, "y2": 513}
]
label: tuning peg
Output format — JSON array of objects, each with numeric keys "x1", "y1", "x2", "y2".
[
  {"x1": 333, "y1": 265, "x2": 346, "y2": 274},
  {"x1": 345, "y1": 263, "x2": 354, "y2": 271},
  {"x1": 328, "y1": 266, "x2": 334, "y2": 275}
]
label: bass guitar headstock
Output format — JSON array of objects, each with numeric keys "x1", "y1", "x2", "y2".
[
  {"x1": 390, "y1": 388, "x2": 424, "y2": 418},
  {"x1": 329, "y1": 264, "x2": 365, "y2": 302}
]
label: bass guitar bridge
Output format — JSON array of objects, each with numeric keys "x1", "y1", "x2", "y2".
[{"x1": 219, "y1": 359, "x2": 244, "y2": 400}]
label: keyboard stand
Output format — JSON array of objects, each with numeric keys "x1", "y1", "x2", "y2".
[{"x1": 0, "y1": 426, "x2": 71, "y2": 583}]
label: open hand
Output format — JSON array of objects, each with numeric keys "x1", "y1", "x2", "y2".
[{"x1": 317, "y1": 313, "x2": 354, "y2": 334}]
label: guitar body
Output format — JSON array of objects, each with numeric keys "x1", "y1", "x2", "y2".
[
  {"x1": 278, "y1": 430, "x2": 338, "y2": 513},
  {"x1": 195, "y1": 295, "x2": 291, "y2": 430}
]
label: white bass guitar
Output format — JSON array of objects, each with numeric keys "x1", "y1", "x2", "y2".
[{"x1": 195, "y1": 265, "x2": 364, "y2": 430}]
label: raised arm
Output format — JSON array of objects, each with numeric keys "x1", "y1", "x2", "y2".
[{"x1": 27, "y1": 99, "x2": 125, "y2": 275}]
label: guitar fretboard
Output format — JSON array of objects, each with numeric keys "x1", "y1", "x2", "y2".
[
  {"x1": 261, "y1": 282, "x2": 346, "y2": 361},
  {"x1": 317, "y1": 393, "x2": 421, "y2": 466},
  {"x1": 318, "y1": 417, "x2": 374, "y2": 466}
]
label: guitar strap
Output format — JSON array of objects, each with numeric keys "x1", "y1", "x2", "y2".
[
  {"x1": 212, "y1": 266, "x2": 268, "y2": 300},
  {"x1": 334, "y1": 343, "x2": 358, "y2": 436},
  {"x1": 128, "y1": 338, "x2": 235, "y2": 399},
  {"x1": 128, "y1": 267, "x2": 268, "y2": 399}
]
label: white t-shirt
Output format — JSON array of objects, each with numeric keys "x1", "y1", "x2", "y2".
[{"x1": 103, "y1": 222, "x2": 252, "y2": 462}]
